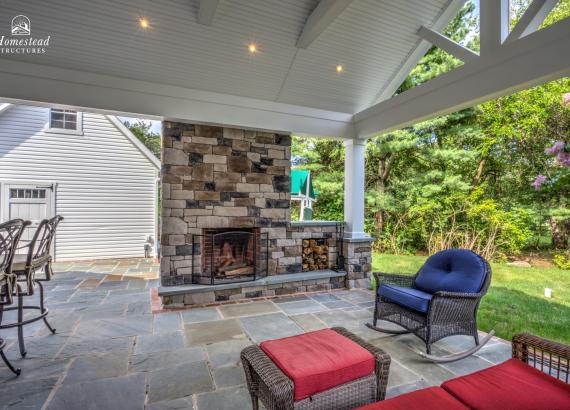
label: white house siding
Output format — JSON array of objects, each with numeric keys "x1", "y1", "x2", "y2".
[{"x1": 0, "y1": 104, "x2": 159, "y2": 260}]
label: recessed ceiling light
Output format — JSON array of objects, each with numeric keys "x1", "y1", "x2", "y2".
[
  {"x1": 336, "y1": 64, "x2": 343, "y2": 73},
  {"x1": 139, "y1": 17, "x2": 150, "y2": 29},
  {"x1": 248, "y1": 43, "x2": 258, "y2": 54}
]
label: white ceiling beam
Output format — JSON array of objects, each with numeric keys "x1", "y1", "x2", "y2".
[
  {"x1": 354, "y1": 17, "x2": 570, "y2": 137},
  {"x1": 370, "y1": 0, "x2": 468, "y2": 104},
  {"x1": 417, "y1": 26, "x2": 479, "y2": 62},
  {"x1": 296, "y1": 0, "x2": 354, "y2": 49},
  {"x1": 0, "y1": 60, "x2": 355, "y2": 138},
  {"x1": 197, "y1": 0, "x2": 220, "y2": 26},
  {"x1": 505, "y1": 0, "x2": 559, "y2": 43},
  {"x1": 480, "y1": 0, "x2": 510, "y2": 55}
]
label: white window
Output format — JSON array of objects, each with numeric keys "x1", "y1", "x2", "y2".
[{"x1": 48, "y1": 109, "x2": 83, "y2": 134}]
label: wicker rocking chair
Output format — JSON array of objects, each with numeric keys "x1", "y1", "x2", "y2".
[
  {"x1": 367, "y1": 249, "x2": 492, "y2": 361},
  {"x1": 0, "y1": 219, "x2": 28, "y2": 375}
]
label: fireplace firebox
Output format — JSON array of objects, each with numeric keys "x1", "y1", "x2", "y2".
[{"x1": 191, "y1": 228, "x2": 268, "y2": 285}]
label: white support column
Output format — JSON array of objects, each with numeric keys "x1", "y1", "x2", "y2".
[
  {"x1": 343, "y1": 138, "x2": 369, "y2": 239},
  {"x1": 480, "y1": 0, "x2": 510, "y2": 55}
]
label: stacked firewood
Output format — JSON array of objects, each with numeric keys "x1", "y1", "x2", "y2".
[{"x1": 302, "y1": 239, "x2": 328, "y2": 271}]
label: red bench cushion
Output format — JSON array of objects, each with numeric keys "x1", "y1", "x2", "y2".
[
  {"x1": 260, "y1": 329, "x2": 375, "y2": 401},
  {"x1": 355, "y1": 387, "x2": 468, "y2": 410},
  {"x1": 442, "y1": 358, "x2": 570, "y2": 410}
]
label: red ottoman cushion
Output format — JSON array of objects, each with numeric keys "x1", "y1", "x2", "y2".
[
  {"x1": 355, "y1": 387, "x2": 468, "y2": 410},
  {"x1": 442, "y1": 358, "x2": 570, "y2": 410},
  {"x1": 260, "y1": 329, "x2": 375, "y2": 401}
]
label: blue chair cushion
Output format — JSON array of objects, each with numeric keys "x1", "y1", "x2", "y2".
[
  {"x1": 414, "y1": 249, "x2": 487, "y2": 294},
  {"x1": 378, "y1": 284, "x2": 433, "y2": 313}
]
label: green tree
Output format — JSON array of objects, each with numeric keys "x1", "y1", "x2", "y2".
[
  {"x1": 124, "y1": 120, "x2": 162, "y2": 160},
  {"x1": 292, "y1": 0, "x2": 570, "y2": 259}
]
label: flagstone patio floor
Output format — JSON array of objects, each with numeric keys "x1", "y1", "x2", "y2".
[{"x1": 0, "y1": 259, "x2": 511, "y2": 409}]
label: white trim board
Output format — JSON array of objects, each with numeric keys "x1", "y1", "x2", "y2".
[{"x1": 0, "y1": 60, "x2": 355, "y2": 139}]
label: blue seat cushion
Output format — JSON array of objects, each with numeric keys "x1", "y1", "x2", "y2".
[
  {"x1": 378, "y1": 284, "x2": 433, "y2": 313},
  {"x1": 414, "y1": 249, "x2": 487, "y2": 294}
]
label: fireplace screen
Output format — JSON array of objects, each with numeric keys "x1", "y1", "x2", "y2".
[{"x1": 191, "y1": 229, "x2": 268, "y2": 285}]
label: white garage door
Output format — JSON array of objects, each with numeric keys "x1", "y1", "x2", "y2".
[{"x1": 2, "y1": 183, "x2": 54, "y2": 244}]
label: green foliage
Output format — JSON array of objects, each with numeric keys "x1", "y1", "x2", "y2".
[
  {"x1": 123, "y1": 120, "x2": 161, "y2": 160},
  {"x1": 291, "y1": 1, "x2": 570, "y2": 259},
  {"x1": 553, "y1": 252, "x2": 570, "y2": 270},
  {"x1": 292, "y1": 136, "x2": 345, "y2": 221}
]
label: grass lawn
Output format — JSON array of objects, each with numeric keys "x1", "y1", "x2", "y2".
[{"x1": 372, "y1": 253, "x2": 570, "y2": 345}]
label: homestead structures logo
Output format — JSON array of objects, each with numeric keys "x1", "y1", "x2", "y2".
[
  {"x1": 12, "y1": 15, "x2": 31, "y2": 35},
  {"x1": 1, "y1": 15, "x2": 51, "y2": 54}
]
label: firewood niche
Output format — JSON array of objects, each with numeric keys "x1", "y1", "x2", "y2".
[{"x1": 302, "y1": 239, "x2": 329, "y2": 271}]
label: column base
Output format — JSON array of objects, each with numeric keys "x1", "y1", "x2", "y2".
[{"x1": 342, "y1": 236, "x2": 374, "y2": 289}]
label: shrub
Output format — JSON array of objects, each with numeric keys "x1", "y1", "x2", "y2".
[{"x1": 553, "y1": 252, "x2": 570, "y2": 270}]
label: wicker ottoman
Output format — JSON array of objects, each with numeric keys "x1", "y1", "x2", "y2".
[{"x1": 241, "y1": 327, "x2": 391, "y2": 410}]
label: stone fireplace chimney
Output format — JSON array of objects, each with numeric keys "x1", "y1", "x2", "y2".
[
  {"x1": 160, "y1": 122, "x2": 293, "y2": 286},
  {"x1": 159, "y1": 121, "x2": 367, "y2": 307}
]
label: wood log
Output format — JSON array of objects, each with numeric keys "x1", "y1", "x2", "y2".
[
  {"x1": 303, "y1": 239, "x2": 310, "y2": 247},
  {"x1": 218, "y1": 262, "x2": 247, "y2": 273},
  {"x1": 224, "y1": 266, "x2": 254, "y2": 277}
]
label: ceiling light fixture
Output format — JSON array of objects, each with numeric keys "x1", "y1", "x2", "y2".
[
  {"x1": 336, "y1": 64, "x2": 343, "y2": 73},
  {"x1": 139, "y1": 17, "x2": 150, "y2": 29},
  {"x1": 248, "y1": 43, "x2": 258, "y2": 54}
]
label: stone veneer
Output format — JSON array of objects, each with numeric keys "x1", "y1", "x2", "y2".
[
  {"x1": 160, "y1": 121, "x2": 293, "y2": 286},
  {"x1": 159, "y1": 120, "x2": 373, "y2": 306}
]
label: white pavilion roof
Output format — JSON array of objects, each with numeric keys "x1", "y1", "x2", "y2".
[{"x1": 0, "y1": 0, "x2": 568, "y2": 137}]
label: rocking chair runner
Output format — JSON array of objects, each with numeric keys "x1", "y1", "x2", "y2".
[
  {"x1": 368, "y1": 249, "x2": 492, "y2": 358},
  {"x1": 0, "y1": 219, "x2": 29, "y2": 375},
  {"x1": 0, "y1": 215, "x2": 63, "y2": 358}
]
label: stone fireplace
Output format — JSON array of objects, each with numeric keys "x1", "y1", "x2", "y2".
[{"x1": 159, "y1": 121, "x2": 372, "y2": 307}]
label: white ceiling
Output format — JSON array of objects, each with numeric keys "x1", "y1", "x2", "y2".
[{"x1": 0, "y1": 0, "x2": 453, "y2": 114}]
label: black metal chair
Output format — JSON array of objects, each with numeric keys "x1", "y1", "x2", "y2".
[
  {"x1": 1, "y1": 215, "x2": 63, "y2": 358},
  {"x1": 0, "y1": 219, "x2": 29, "y2": 375}
]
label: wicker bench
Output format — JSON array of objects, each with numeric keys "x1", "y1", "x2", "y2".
[
  {"x1": 241, "y1": 327, "x2": 391, "y2": 410},
  {"x1": 357, "y1": 333, "x2": 570, "y2": 410}
]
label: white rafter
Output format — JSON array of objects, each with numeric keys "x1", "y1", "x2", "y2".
[
  {"x1": 479, "y1": 0, "x2": 510, "y2": 55},
  {"x1": 197, "y1": 0, "x2": 220, "y2": 26},
  {"x1": 417, "y1": 26, "x2": 479, "y2": 62},
  {"x1": 505, "y1": 0, "x2": 559, "y2": 43},
  {"x1": 354, "y1": 17, "x2": 570, "y2": 137},
  {"x1": 371, "y1": 0, "x2": 468, "y2": 104},
  {"x1": 296, "y1": 0, "x2": 354, "y2": 49}
]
